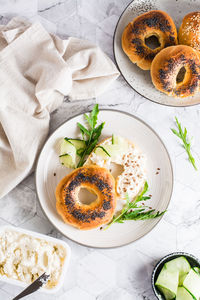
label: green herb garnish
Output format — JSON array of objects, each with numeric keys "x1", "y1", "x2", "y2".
[
  {"x1": 171, "y1": 117, "x2": 197, "y2": 170},
  {"x1": 104, "y1": 182, "x2": 165, "y2": 230},
  {"x1": 77, "y1": 104, "x2": 104, "y2": 167}
]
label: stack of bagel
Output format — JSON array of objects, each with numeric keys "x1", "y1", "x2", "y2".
[{"x1": 122, "y1": 10, "x2": 200, "y2": 98}]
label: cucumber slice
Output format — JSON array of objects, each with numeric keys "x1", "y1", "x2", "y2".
[
  {"x1": 65, "y1": 138, "x2": 86, "y2": 152},
  {"x1": 95, "y1": 145, "x2": 111, "y2": 159},
  {"x1": 176, "y1": 287, "x2": 193, "y2": 300},
  {"x1": 183, "y1": 269, "x2": 200, "y2": 300},
  {"x1": 165, "y1": 256, "x2": 191, "y2": 286},
  {"x1": 155, "y1": 265, "x2": 179, "y2": 299},
  {"x1": 112, "y1": 134, "x2": 125, "y2": 145},
  {"x1": 95, "y1": 144, "x2": 125, "y2": 159},
  {"x1": 60, "y1": 139, "x2": 76, "y2": 168},
  {"x1": 60, "y1": 139, "x2": 76, "y2": 156},
  {"x1": 94, "y1": 135, "x2": 130, "y2": 161},
  {"x1": 157, "y1": 286, "x2": 176, "y2": 300},
  {"x1": 181, "y1": 273, "x2": 188, "y2": 286},
  {"x1": 96, "y1": 146, "x2": 111, "y2": 157},
  {"x1": 59, "y1": 154, "x2": 75, "y2": 168},
  {"x1": 112, "y1": 135, "x2": 129, "y2": 152},
  {"x1": 105, "y1": 145, "x2": 123, "y2": 158}
]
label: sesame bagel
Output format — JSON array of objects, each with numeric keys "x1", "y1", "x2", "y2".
[
  {"x1": 151, "y1": 45, "x2": 200, "y2": 98},
  {"x1": 55, "y1": 165, "x2": 116, "y2": 230},
  {"x1": 122, "y1": 10, "x2": 178, "y2": 70},
  {"x1": 179, "y1": 12, "x2": 200, "y2": 52}
]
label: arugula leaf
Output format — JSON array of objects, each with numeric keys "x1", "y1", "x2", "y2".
[
  {"x1": 119, "y1": 209, "x2": 165, "y2": 221},
  {"x1": 85, "y1": 139, "x2": 99, "y2": 155},
  {"x1": 61, "y1": 104, "x2": 104, "y2": 168},
  {"x1": 77, "y1": 123, "x2": 90, "y2": 139},
  {"x1": 77, "y1": 104, "x2": 104, "y2": 167},
  {"x1": 84, "y1": 114, "x2": 93, "y2": 129},
  {"x1": 104, "y1": 182, "x2": 165, "y2": 230},
  {"x1": 171, "y1": 117, "x2": 197, "y2": 170},
  {"x1": 83, "y1": 104, "x2": 99, "y2": 130},
  {"x1": 76, "y1": 148, "x2": 85, "y2": 157},
  {"x1": 90, "y1": 104, "x2": 99, "y2": 128},
  {"x1": 135, "y1": 181, "x2": 148, "y2": 203},
  {"x1": 93, "y1": 123, "x2": 105, "y2": 140}
]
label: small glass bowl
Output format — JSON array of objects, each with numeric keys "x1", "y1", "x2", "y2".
[{"x1": 151, "y1": 252, "x2": 200, "y2": 299}]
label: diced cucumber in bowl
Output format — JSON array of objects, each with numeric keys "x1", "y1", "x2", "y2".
[
  {"x1": 155, "y1": 265, "x2": 179, "y2": 299},
  {"x1": 193, "y1": 267, "x2": 200, "y2": 275},
  {"x1": 156, "y1": 286, "x2": 177, "y2": 300},
  {"x1": 153, "y1": 254, "x2": 200, "y2": 300},
  {"x1": 183, "y1": 269, "x2": 200, "y2": 300},
  {"x1": 155, "y1": 256, "x2": 191, "y2": 299},
  {"x1": 165, "y1": 256, "x2": 191, "y2": 286},
  {"x1": 176, "y1": 287, "x2": 193, "y2": 300}
]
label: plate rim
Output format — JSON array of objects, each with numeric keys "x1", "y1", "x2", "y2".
[
  {"x1": 35, "y1": 108, "x2": 174, "y2": 249},
  {"x1": 113, "y1": 0, "x2": 200, "y2": 108}
]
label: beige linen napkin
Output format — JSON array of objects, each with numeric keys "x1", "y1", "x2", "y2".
[{"x1": 0, "y1": 17, "x2": 119, "y2": 198}]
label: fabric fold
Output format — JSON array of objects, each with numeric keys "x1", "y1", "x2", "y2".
[{"x1": 0, "y1": 17, "x2": 119, "y2": 198}]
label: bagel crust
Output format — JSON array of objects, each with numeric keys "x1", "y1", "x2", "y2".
[
  {"x1": 55, "y1": 166, "x2": 116, "y2": 230},
  {"x1": 179, "y1": 12, "x2": 200, "y2": 52},
  {"x1": 122, "y1": 10, "x2": 177, "y2": 70},
  {"x1": 151, "y1": 45, "x2": 200, "y2": 98}
]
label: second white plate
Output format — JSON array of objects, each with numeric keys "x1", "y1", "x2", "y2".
[
  {"x1": 114, "y1": 0, "x2": 200, "y2": 106},
  {"x1": 36, "y1": 110, "x2": 173, "y2": 248}
]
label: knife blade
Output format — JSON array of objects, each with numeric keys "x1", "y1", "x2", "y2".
[{"x1": 12, "y1": 272, "x2": 50, "y2": 300}]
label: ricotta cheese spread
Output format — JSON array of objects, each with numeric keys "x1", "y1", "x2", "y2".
[
  {"x1": 0, "y1": 229, "x2": 67, "y2": 289},
  {"x1": 86, "y1": 136, "x2": 146, "y2": 212}
]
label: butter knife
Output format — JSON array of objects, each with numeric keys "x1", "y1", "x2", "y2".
[{"x1": 12, "y1": 272, "x2": 50, "y2": 300}]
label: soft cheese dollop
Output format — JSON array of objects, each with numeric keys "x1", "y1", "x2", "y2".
[
  {"x1": 0, "y1": 230, "x2": 67, "y2": 289},
  {"x1": 86, "y1": 136, "x2": 146, "y2": 211}
]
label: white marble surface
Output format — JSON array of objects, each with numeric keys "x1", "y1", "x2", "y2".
[{"x1": 0, "y1": 0, "x2": 200, "y2": 299}]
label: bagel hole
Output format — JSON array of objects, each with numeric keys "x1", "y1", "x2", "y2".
[
  {"x1": 78, "y1": 187, "x2": 97, "y2": 205},
  {"x1": 109, "y1": 162, "x2": 124, "y2": 179},
  {"x1": 145, "y1": 35, "x2": 160, "y2": 49},
  {"x1": 176, "y1": 67, "x2": 186, "y2": 84}
]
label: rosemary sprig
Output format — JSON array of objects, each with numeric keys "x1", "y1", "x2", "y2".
[
  {"x1": 104, "y1": 182, "x2": 165, "y2": 230},
  {"x1": 171, "y1": 117, "x2": 197, "y2": 170}
]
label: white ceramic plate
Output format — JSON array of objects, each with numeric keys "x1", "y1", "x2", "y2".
[
  {"x1": 36, "y1": 110, "x2": 173, "y2": 248},
  {"x1": 114, "y1": 0, "x2": 200, "y2": 107}
]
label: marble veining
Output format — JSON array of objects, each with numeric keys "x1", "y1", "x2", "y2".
[{"x1": 0, "y1": 0, "x2": 200, "y2": 299}]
